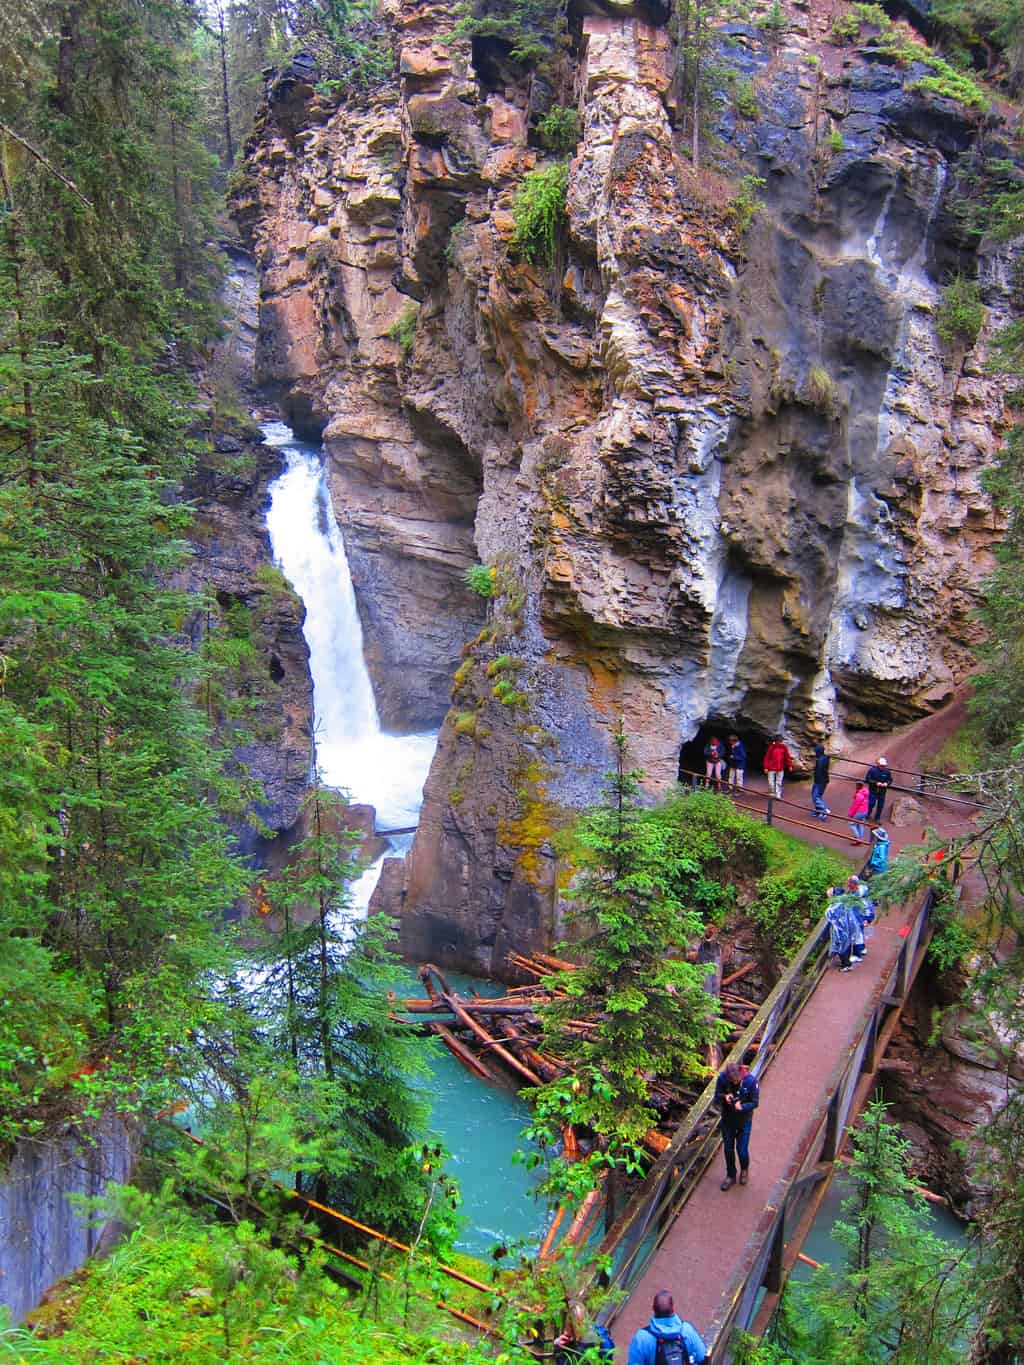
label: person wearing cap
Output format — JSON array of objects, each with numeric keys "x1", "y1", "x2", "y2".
[{"x1": 864, "y1": 757, "x2": 894, "y2": 822}]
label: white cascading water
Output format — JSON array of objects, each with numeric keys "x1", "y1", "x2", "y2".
[{"x1": 262, "y1": 420, "x2": 438, "y2": 910}]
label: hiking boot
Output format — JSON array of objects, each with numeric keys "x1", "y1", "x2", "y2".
[
  {"x1": 720, "y1": 1176, "x2": 736, "y2": 1191},
  {"x1": 739, "y1": 1169, "x2": 749, "y2": 1186}
]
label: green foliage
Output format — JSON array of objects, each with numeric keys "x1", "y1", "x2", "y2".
[
  {"x1": 936, "y1": 274, "x2": 986, "y2": 349},
  {"x1": 828, "y1": 2, "x2": 990, "y2": 108},
  {"x1": 451, "y1": 0, "x2": 569, "y2": 70},
  {"x1": 5, "y1": 1188, "x2": 494, "y2": 1362},
  {"x1": 388, "y1": 301, "x2": 420, "y2": 358},
  {"x1": 732, "y1": 77, "x2": 760, "y2": 119},
  {"x1": 283, "y1": 0, "x2": 395, "y2": 89},
  {"x1": 190, "y1": 778, "x2": 448, "y2": 1242},
  {"x1": 528, "y1": 729, "x2": 729, "y2": 1197},
  {"x1": 829, "y1": 128, "x2": 846, "y2": 152},
  {"x1": 538, "y1": 105, "x2": 581, "y2": 154},
  {"x1": 729, "y1": 174, "x2": 767, "y2": 233},
  {"x1": 511, "y1": 161, "x2": 570, "y2": 267},
  {"x1": 751, "y1": 848, "x2": 853, "y2": 955},
  {"x1": 463, "y1": 562, "x2": 498, "y2": 598},
  {"x1": 762, "y1": 1100, "x2": 975, "y2": 1363},
  {"x1": 761, "y1": 0, "x2": 788, "y2": 34}
]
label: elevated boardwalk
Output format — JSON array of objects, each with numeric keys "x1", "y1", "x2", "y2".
[{"x1": 604, "y1": 892, "x2": 936, "y2": 1362}]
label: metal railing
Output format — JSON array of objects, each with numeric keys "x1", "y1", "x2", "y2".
[
  {"x1": 710, "y1": 888, "x2": 937, "y2": 1358},
  {"x1": 589, "y1": 914, "x2": 835, "y2": 1326},
  {"x1": 676, "y1": 766, "x2": 870, "y2": 846},
  {"x1": 586, "y1": 887, "x2": 937, "y2": 1350}
]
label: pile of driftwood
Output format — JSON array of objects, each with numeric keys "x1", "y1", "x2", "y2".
[{"x1": 391, "y1": 943, "x2": 765, "y2": 1156}]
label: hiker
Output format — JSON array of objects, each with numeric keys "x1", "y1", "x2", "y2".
[
  {"x1": 715, "y1": 1060, "x2": 759, "y2": 1191},
  {"x1": 627, "y1": 1290, "x2": 708, "y2": 1365},
  {"x1": 763, "y1": 734, "x2": 793, "y2": 799},
  {"x1": 810, "y1": 743, "x2": 831, "y2": 819},
  {"x1": 704, "y1": 735, "x2": 725, "y2": 788},
  {"x1": 865, "y1": 757, "x2": 894, "y2": 822},
  {"x1": 726, "y1": 733, "x2": 747, "y2": 789},
  {"x1": 845, "y1": 875, "x2": 876, "y2": 937},
  {"x1": 863, "y1": 827, "x2": 890, "y2": 878},
  {"x1": 826, "y1": 887, "x2": 866, "y2": 971},
  {"x1": 848, "y1": 781, "x2": 870, "y2": 843}
]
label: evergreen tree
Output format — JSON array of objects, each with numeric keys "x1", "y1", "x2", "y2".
[
  {"x1": 528, "y1": 725, "x2": 727, "y2": 1201},
  {"x1": 746, "y1": 1101, "x2": 974, "y2": 1364}
]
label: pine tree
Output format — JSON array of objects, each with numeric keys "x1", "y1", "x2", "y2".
[{"x1": 529, "y1": 725, "x2": 727, "y2": 1200}]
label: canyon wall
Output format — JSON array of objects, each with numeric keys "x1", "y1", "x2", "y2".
[{"x1": 232, "y1": 0, "x2": 1013, "y2": 972}]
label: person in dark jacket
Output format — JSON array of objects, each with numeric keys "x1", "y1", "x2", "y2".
[
  {"x1": 810, "y1": 743, "x2": 831, "y2": 819},
  {"x1": 726, "y1": 734, "x2": 746, "y2": 789},
  {"x1": 715, "y1": 1061, "x2": 759, "y2": 1190},
  {"x1": 865, "y1": 757, "x2": 894, "y2": 821},
  {"x1": 627, "y1": 1292, "x2": 707, "y2": 1365}
]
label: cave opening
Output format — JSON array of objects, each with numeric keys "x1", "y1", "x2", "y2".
[{"x1": 677, "y1": 721, "x2": 772, "y2": 783}]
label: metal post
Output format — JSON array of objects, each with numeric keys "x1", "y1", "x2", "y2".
[
  {"x1": 764, "y1": 1205, "x2": 788, "y2": 1294},
  {"x1": 766, "y1": 798, "x2": 773, "y2": 827},
  {"x1": 821, "y1": 1091, "x2": 841, "y2": 1163}
]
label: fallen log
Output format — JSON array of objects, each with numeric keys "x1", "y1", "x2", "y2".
[
  {"x1": 430, "y1": 1022, "x2": 497, "y2": 1081},
  {"x1": 721, "y1": 961, "x2": 757, "y2": 989},
  {"x1": 441, "y1": 992, "x2": 543, "y2": 1087}
]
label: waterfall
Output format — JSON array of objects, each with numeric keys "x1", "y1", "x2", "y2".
[{"x1": 262, "y1": 420, "x2": 438, "y2": 851}]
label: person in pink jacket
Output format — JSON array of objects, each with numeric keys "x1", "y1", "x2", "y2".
[
  {"x1": 848, "y1": 782, "x2": 870, "y2": 843},
  {"x1": 763, "y1": 735, "x2": 793, "y2": 799}
]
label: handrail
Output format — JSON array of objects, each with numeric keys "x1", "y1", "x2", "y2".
[
  {"x1": 587, "y1": 914, "x2": 834, "y2": 1325},
  {"x1": 675, "y1": 767, "x2": 869, "y2": 845},
  {"x1": 710, "y1": 889, "x2": 937, "y2": 1355}
]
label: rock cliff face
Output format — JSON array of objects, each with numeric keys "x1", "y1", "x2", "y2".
[
  {"x1": 232, "y1": 0, "x2": 1013, "y2": 972},
  {"x1": 181, "y1": 255, "x2": 314, "y2": 853}
]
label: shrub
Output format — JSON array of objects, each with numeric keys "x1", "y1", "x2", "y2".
[
  {"x1": 936, "y1": 275, "x2": 985, "y2": 349},
  {"x1": 512, "y1": 161, "x2": 569, "y2": 267},
  {"x1": 451, "y1": 0, "x2": 568, "y2": 70},
  {"x1": 751, "y1": 848, "x2": 850, "y2": 955},
  {"x1": 829, "y1": 128, "x2": 846, "y2": 152},
  {"x1": 830, "y1": 12, "x2": 861, "y2": 43},
  {"x1": 729, "y1": 174, "x2": 766, "y2": 233},
  {"x1": 538, "y1": 104, "x2": 581, "y2": 155},
  {"x1": 453, "y1": 710, "x2": 478, "y2": 737},
  {"x1": 762, "y1": 0, "x2": 788, "y2": 35},
  {"x1": 732, "y1": 78, "x2": 760, "y2": 120},
  {"x1": 807, "y1": 364, "x2": 837, "y2": 412},
  {"x1": 387, "y1": 301, "x2": 419, "y2": 358},
  {"x1": 463, "y1": 563, "x2": 497, "y2": 597}
]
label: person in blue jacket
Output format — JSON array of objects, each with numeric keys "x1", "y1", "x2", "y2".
[{"x1": 627, "y1": 1291, "x2": 707, "y2": 1365}]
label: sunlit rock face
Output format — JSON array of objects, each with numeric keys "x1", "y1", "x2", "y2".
[{"x1": 233, "y1": 2, "x2": 1012, "y2": 971}]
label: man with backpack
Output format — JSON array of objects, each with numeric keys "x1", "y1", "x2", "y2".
[{"x1": 627, "y1": 1291, "x2": 708, "y2": 1364}]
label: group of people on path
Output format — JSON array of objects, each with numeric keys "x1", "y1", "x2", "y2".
[{"x1": 701, "y1": 733, "x2": 898, "y2": 849}]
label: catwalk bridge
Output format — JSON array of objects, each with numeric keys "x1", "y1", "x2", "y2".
[{"x1": 592, "y1": 886, "x2": 940, "y2": 1364}]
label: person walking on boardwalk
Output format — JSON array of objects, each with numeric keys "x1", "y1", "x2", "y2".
[
  {"x1": 726, "y1": 733, "x2": 746, "y2": 789},
  {"x1": 810, "y1": 743, "x2": 831, "y2": 819},
  {"x1": 848, "y1": 781, "x2": 870, "y2": 843},
  {"x1": 865, "y1": 757, "x2": 894, "y2": 822},
  {"x1": 704, "y1": 735, "x2": 725, "y2": 789},
  {"x1": 826, "y1": 886, "x2": 866, "y2": 971},
  {"x1": 627, "y1": 1290, "x2": 707, "y2": 1365},
  {"x1": 763, "y1": 734, "x2": 792, "y2": 799},
  {"x1": 863, "y1": 826, "x2": 890, "y2": 878},
  {"x1": 715, "y1": 1060, "x2": 759, "y2": 1191}
]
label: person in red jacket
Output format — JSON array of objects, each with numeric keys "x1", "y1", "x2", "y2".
[{"x1": 763, "y1": 735, "x2": 792, "y2": 799}]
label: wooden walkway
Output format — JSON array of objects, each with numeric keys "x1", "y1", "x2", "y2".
[{"x1": 612, "y1": 901, "x2": 918, "y2": 1361}]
